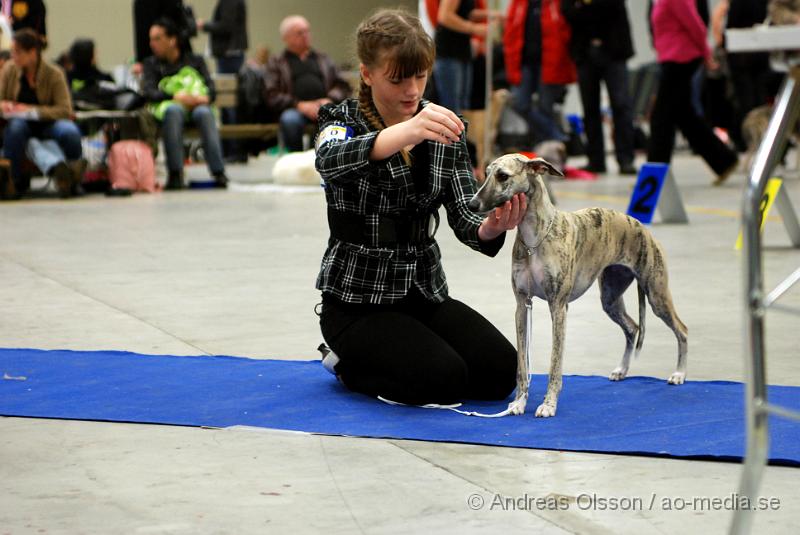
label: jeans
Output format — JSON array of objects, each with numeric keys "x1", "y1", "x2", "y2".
[
  {"x1": 576, "y1": 47, "x2": 635, "y2": 169},
  {"x1": 433, "y1": 56, "x2": 473, "y2": 112},
  {"x1": 161, "y1": 104, "x2": 225, "y2": 175},
  {"x1": 3, "y1": 119, "x2": 82, "y2": 185},
  {"x1": 216, "y1": 53, "x2": 245, "y2": 157},
  {"x1": 510, "y1": 64, "x2": 567, "y2": 144},
  {"x1": 279, "y1": 108, "x2": 310, "y2": 152}
]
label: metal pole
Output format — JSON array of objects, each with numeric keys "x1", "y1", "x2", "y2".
[
  {"x1": 730, "y1": 67, "x2": 800, "y2": 535},
  {"x1": 482, "y1": 0, "x2": 497, "y2": 167}
]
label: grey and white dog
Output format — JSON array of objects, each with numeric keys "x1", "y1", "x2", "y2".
[{"x1": 469, "y1": 154, "x2": 688, "y2": 417}]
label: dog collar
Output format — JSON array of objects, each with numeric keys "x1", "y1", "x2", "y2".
[{"x1": 524, "y1": 215, "x2": 555, "y2": 256}]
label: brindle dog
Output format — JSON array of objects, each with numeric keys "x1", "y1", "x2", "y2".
[{"x1": 469, "y1": 154, "x2": 688, "y2": 417}]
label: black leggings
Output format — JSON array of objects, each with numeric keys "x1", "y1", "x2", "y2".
[
  {"x1": 647, "y1": 60, "x2": 738, "y2": 175},
  {"x1": 319, "y1": 289, "x2": 517, "y2": 406}
]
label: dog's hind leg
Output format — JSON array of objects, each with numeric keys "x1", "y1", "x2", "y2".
[
  {"x1": 536, "y1": 300, "x2": 568, "y2": 418},
  {"x1": 598, "y1": 265, "x2": 638, "y2": 381},
  {"x1": 643, "y1": 274, "x2": 688, "y2": 385}
]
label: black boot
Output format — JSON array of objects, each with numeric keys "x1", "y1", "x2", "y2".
[
  {"x1": 50, "y1": 162, "x2": 73, "y2": 198},
  {"x1": 68, "y1": 159, "x2": 88, "y2": 197},
  {"x1": 213, "y1": 171, "x2": 229, "y2": 189},
  {"x1": 0, "y1": 161, "x2": 20, "y2": 201},
  {"x1": 166, "y1": 170, "x2": 184, "y2": 190}
]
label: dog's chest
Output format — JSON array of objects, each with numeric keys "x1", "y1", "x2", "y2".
[{"x1": 513, "y1": 254, "x2": 549, "y2": 299}]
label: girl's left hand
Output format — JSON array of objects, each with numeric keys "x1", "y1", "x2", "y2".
[{"x1": 478, "y1": 193, "x2": 528, "y2": 241}]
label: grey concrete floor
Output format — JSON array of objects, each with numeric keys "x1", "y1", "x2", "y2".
[{"x1": 1, "y1": 151, "x2": 799, "y2": 534}]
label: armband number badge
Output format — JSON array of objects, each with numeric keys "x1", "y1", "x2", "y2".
[{"x1": 316, "y1": 124, "x2": 353, "y2": 149}]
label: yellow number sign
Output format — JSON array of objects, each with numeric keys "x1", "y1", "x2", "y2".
[{"x1": 735, "y1": 177, "x2": 783, "y2": 250}]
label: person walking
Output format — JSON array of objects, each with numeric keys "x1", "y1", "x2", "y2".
[{"x1": 648, "y1": 0, "x2": 739, "y2": 185}]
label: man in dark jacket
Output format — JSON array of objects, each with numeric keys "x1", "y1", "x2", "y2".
[
  {"x1": 561, "y1": 0, "x2": 636, "y2": 175},
  {"x1": 199, "y1": 0, "x2": 248, "y2": 161},
  {"x1": 141, "y1": 18, "x2": 227, "y2": 189},
  {"x1": 264, "y1": 15, "x2": 350, "y2": 152},
  {"x1": 133, "y1": 0, "x2": 193, "y2": 63},
  {"x1": 199, "y1": 0, "x2": 247, "y2": 72}
]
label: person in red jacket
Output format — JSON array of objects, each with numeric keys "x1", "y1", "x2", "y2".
[{"x1": 504, "y1": 0, "x2": 575, "y2": 144}]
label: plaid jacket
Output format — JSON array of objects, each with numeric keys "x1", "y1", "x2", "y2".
[{"x1": 315, "y1": 98, "x2": 504, "y2": 304}]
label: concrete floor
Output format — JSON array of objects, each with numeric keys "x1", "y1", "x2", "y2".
[{"x1": 1, "y1": 151, "x2": 799, "y2": 534}]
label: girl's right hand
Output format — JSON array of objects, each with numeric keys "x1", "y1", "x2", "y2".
[{"x1": 405, "y1": 103, "x2": 464, "y2": 146}]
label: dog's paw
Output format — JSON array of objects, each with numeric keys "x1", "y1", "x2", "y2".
[
  {"x1": 535, "y1": 403, "x2": 557, "y2": 418},
  {"x1": 609, "y1": 367, "x2": 628, "y2": 381},
  {"x1": 507, "y1": 396, "x2": 528, "y2": 416},
  {"x1": 668, "y1": 371, "x2": 686, "y2": 385}
]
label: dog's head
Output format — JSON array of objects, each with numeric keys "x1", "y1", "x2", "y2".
[{"x1": 468, "y1": 154, "x2": 562, "y2": 213}]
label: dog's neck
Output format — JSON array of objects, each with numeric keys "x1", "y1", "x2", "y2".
[{"x1": 518, "y1": 180, "x2": 557, "y2": 252}]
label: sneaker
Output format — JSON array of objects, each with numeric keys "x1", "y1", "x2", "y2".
[
  {"x1": 50, "y1": 162, "x2": 73, "y2": 198},
  {"x1": 212, "y1": 172, "x2": 229, "y2": 189},
  {"x1": 317, "y1": 343, "x2": 340, "y2": 376},
  {"x1": 618, "y1": 162, "x2": 638, "y2": 176},
  {"x1": 713, "y1": 159, "x2": 738, "y2": 186}
]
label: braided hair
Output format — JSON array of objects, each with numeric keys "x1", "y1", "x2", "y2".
[{"x1": 355, "y1": 9, "x2": 435, "y2": 165}]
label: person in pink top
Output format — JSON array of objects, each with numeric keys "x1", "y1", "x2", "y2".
[{"x1": 647, "y1": 0, "x2": 738, "y2": 185}]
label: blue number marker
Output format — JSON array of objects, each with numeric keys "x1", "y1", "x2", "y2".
[{"x1": 626, "y1": 163, "x2": 670, "y2": 224}]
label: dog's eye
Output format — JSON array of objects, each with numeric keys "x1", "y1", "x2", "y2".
[{"x1": 496, "y1": 171, "x2": 509, "y2": 182}]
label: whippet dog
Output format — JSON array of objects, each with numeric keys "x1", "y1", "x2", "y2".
[{"x1": 469, "y1": 154, "x2": 688, "y2": 417}]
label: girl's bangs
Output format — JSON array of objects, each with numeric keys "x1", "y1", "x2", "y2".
[{"x1": 385, "y1": 39, "x2": 433, "y2": 80}]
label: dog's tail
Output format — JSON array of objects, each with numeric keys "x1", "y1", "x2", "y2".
[{"x1": 635, "y1": 283, "x2": 646, "y2": 358}]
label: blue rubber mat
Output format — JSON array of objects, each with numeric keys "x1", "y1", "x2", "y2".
[{"x1": 2, "y1": 348, "x2": 799, "y2": 465}]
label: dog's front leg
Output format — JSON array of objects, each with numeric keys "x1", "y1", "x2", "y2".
[
  {"x1": 507, "y1": 294, "x2": 531, "y2": 415},
  {"x1": 536, "y1": 301, "x2": 567, "y2": 417}
]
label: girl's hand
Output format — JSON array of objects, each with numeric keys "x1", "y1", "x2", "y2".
[
  {"x1": 405, "y1": 103, "x2": 464, "y2": 146},
  {"x1": 478, "y1": 193, "x2": 528, "y2": 241}
]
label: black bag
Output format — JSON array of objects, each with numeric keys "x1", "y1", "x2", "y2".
[{"x1": 73, "y1": 80, "x2": 144, "y2": 112}]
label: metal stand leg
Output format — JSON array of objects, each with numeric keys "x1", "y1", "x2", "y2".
[{"x1": 731, "y1": 66, "x2": 800, "y2": 535}]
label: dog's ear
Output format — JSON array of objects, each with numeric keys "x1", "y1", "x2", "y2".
[{"x1": 524, "y1": 157, "x2": 564, "y2": 177}]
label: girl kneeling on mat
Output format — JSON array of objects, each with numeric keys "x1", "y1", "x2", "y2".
[{"x1": 315, "y1": 9, "x2": 524, "y2": 406}]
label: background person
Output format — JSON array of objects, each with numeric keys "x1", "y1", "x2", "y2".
[
  {"x1": 0, "y1": 28, "x2": 83, "y2": 199},
  {"x1": 133, "y1": 0, "x2": 192, "y2": 65},
  {"x1": 1, "y1": 0, "x2": 46, "y2": 46},
  {"x1": 264, "y1": 15, "x2": 350, "y2": 152},
  {"x1": 315, "y1": 9, "x2": 521, "y2": 406},
  {"x1": 198, "y1": 0, "x2": 248, "y2": 162},
  {"x1": 433, "y1": 0, "x2": 488, "y2": 114},
  {"x1": 561, "y1": 0, "x2": 637, "y2": 175},
  {"x1": 647, "y1": 0, "x2": 739, "y2": 185},
  {"x1": 504, "y1": 0, "x2": 575, "y2": 145},
  {"x1": 141, "y1": 18, "x2": 227, "y2": 189}
]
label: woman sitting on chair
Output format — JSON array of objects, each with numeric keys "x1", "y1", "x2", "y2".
[{"x1": 0, "y1": 28, "x2": 85, "y2": 199}]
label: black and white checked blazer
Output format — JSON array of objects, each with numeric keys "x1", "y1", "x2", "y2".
[{"x1": 314, "y1": 98, "x2": 505, "y2": 304}]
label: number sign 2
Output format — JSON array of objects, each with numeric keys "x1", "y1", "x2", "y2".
[{"x1": 626, "y1": 163, "x2": 689, "y2": 224}]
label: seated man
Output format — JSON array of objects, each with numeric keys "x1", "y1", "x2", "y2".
[
  {"x1": 264, "y1": 15, "x2": 350, "y2": 152},
  {"x1": 141, "y1": 17, "x2": 227, "y2": 189}
]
